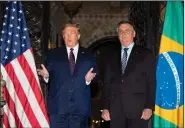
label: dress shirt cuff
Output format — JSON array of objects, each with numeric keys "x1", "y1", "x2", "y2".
[
  {"x1": 43, "y1": 77, "x2": 49, "y2": 83},
  {"x1": 86, "y1": 81, "x2": 91, "y2": 85}
]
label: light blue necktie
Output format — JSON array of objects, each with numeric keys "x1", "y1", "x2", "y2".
[{"x1": 121, "y1": 48, "x2": 129, "y2": 74}]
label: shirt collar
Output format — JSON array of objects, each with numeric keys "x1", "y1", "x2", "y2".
[
  {"x1": 66, "y1": 43, "x2": 79, "y2": 53},
  {"x1": 121, "y1": 42, "x2": 134, "y2": 50}
]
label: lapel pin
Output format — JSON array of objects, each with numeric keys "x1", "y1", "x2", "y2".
[{"x1": 82, "y1": 52, "x2": 84, "y2": 54}]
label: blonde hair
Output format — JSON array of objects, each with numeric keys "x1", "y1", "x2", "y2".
[{"x1": 61, "y1": 23, "x2": 80, "y2": 35}]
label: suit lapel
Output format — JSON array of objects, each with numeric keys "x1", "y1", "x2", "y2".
[
  {"x1": 60, "y1": 47, "x2": 71, "y2": 76},
  {"x1": 73, "y1": 47, "x2": 85, "y2": 76},
  {"x1": 111, "y1": 46, "x2": 122, "y2": 77},
  {"x1": 124, "y1": 45, "x2": 139, "y2": 76},
  {"x1": 61, "y1": 46, "x2": 85, "y2": 76},
  {"x1": 116, "y1": 47, "x2": 122, "y2": 76}
]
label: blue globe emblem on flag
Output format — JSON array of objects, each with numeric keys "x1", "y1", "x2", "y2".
[{"x1": 156, "y1": 52, "x2": 183, "y2": 109}]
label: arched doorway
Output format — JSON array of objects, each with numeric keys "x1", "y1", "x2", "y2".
[
  {"x1": 88, "y1": 36, "x2": 120, "y2": 127},
  {"x1": 89, "y1": 36, "x2": 120, "y2": 83}
]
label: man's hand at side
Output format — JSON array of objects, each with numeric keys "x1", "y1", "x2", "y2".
[
  {"x1": 141, "y1": 108, "x2": 153, "y2": 120},
  {"x1": 101, "y1": 109, "x2": 111, "y2": 121}
]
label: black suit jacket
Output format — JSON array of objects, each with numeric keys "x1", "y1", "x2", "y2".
[{"x1": 102, "y1": 44, "x2": 156, "y2": 119}]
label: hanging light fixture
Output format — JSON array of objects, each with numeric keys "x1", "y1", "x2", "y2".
[{"x1": 61, "y1": 1, "x2": 83, "y2": 23}]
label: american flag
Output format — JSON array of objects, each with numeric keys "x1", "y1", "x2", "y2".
[{"x1": 0, "y1": 1, "x2": 49, "y2": 128}]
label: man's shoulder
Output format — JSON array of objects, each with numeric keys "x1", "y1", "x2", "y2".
[
  {"x1": 80, "y1": 47, "x2": 95, "y2": 57},
  {"x1": 45, "y1": 47, "x2": 65, "y2": 59},
  {"x1": 133, "y1": 45, "x2": 156, "y2": 62},
  {"x1": 47, "y1": 47, "x2": 64, "y2": 54},
  {"x1": 134, "y1": 45, "x2": 153, "y2": 54}
]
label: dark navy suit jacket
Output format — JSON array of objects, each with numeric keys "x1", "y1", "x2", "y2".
[{"x1": 46, "y1": 46, "x2": 97, "y2": 116}]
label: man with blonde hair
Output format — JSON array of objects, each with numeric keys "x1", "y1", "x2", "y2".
[{"x1": 38, "y1": 23, "x2": 97, "y2": 128}]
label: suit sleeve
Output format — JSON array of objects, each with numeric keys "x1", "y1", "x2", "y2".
[
  {"x1": 90, "y1": 53, "x2": 99, "y2": 84},
  {"x1": 101, "y1": 63, "x2": 110, "y2": 110},
  {"x1": 45, "y1": 52, "x2": 53, "y2": 74},
  {"x1": 41, "y1": 51, "x2": 53, "y2": 83},
  {"x1": 144, "y1": 51, "x2": 156, "y2": 111}
]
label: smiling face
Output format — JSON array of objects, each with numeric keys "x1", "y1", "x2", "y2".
[
  {"x1": 62, "y1": 25, "x2": 80, "y2": 48},
  {"x1": 118, "y1": 23, "x2": 135, "y2": 47}
]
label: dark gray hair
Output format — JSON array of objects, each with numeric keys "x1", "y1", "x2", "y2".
[{"x1": 117, "y1": 20, "x2": 136, "y2": 36}]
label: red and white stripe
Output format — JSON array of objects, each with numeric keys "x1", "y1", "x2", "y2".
[{"x1": 1, "y1": 48, "x2": 49, "y2": 128}]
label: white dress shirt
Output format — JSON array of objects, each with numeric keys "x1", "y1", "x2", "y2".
[
  {"x1": 66, "y1": 43, "x2": 79, "y2": 63},
  {"x1": 121, "y1": 42, "x2": 135, "y2": 62}
]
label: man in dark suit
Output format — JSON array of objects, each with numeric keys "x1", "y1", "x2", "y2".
[
  {"x1": 37, "y1": 23, "x2": 97, "y2": 128},
  {"x1": 101, "y1": 21, "x2": 156, "y2": 128}
]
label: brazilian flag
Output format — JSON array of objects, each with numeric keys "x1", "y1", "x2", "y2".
[{"x1": 153, "y1": 1, "x2": 184, "y2": 128}]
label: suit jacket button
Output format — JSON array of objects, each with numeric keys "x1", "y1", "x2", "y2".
[{"x1": 69, "y1": 90, "x2": 73, "y2": 93}]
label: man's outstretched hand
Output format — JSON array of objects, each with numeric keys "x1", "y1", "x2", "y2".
[
  {"x1": 37, "y1": 64, "x2": 49, "y2": 78},
  {"x1": 85, "y1": 68, "x2": 96, "y2": 82}
]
